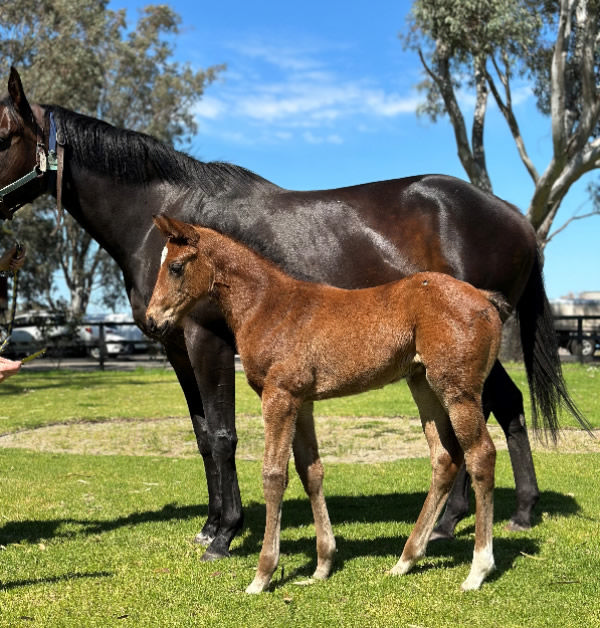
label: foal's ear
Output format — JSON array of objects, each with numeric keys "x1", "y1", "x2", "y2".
[
  {"x1": 7, "y1": 67, "x2": 33, "y2": 123},
  {"x1": 153, "y1": 215, "x2": 199, "y2": 245}
]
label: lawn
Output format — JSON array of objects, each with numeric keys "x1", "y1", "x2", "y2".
[{"x1": 0, "y1": 363, "x2": 598, "y2": 627}]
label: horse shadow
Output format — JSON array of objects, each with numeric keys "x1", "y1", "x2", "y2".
[
  {"x1": 234, "y1": 487, "x2": 577, "y2": 585},
  {"x1": 0, "y1": 488, "x2": 578, "y2": 589}
]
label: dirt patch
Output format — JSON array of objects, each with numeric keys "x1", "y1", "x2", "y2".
[{"x1": 0, "y1": 415, "x2": 597, "y2": 463}]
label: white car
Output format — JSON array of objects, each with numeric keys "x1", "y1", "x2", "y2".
[{"x1": 5, "y1": 310, "x2": 94, "y2": 358}]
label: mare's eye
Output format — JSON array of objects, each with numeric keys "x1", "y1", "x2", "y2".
[
  {"x1": 0, "y1": 134, "x2": 11, "y2": 151},
  {"x1": 169, "y1": 261, "x2": 184, "y2": 277}
]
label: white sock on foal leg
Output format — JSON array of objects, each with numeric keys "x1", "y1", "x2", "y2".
[{"x1": 461, "y1": 541, "x2": 495, "y2": 591}]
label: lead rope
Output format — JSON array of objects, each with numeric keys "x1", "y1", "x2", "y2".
[
  {"x1": 0, "y1": 267, "x2": 19, "y2": 354},
  {"x1": 0, "y1": 245, "x2": 46, "y2": 362}
]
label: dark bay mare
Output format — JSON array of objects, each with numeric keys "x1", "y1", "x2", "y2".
[{"x1": 0, "y1": 68, "x2": 587, "y2": 559}]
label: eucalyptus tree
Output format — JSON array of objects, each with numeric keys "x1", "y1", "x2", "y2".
[
  {"x1": 0, "y1": 1, "x2": 222, "y2": 315},
  {"x1": 402, "y1": 0, "x2": 600, "y2": 244}
]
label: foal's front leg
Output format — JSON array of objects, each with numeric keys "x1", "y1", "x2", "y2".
[
  {"x1": 246, "y1": 385, "x2": 300, "y2": 594},
  {"x1": 293, "y1": 402, "x2": 336, "y2": 581}
]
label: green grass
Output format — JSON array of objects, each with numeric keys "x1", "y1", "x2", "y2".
[
  {"x1": 0, "y1": 449, "x2": 598, "y2": 627},
  {"x1": 0, "y1": 363, "x2": 598, "y2": 626},
  {"x1": 1, "y1": 363, "x2": 599, "y2": 434}
]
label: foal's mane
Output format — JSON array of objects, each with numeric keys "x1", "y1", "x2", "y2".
[{"x1": 47, "y1": 105, "x2": 269, "y2": 195}]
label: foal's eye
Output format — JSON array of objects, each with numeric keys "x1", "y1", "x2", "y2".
[{"x1": 169, "y1": 261, "x2": 184, "y2": 277}]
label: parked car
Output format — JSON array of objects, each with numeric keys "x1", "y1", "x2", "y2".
[
  {"x1": 551, "y1": 295, "x2": 600, "y2": 361},
  {"x1": 102, "y1": 312, "x2": 161, "y2": 354},
  {"x1": 88, "y1": 324, "x2": 128, "y2": 359},
  {"x1": 3, "y1": 310, "x2": 94, "y2": 358}
]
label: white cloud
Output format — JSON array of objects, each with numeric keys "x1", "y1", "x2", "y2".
[
  {"x1": 193, "y1": 96, "x2": 227, "y2": 119},
  {"x1": 195, "y1": 38, "x2": 419, "y2": 145}
]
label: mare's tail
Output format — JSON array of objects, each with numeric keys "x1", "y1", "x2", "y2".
[{"x1": 516, "y1": 250, "x2": 592, "y2": 441}]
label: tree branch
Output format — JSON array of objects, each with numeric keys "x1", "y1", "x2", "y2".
[
  {"x1": 546, "y1": 207, "x2": 600, "y2": 244},
  {"x1": 486, "y1": 56, "x2": 539, "y2": 183},
  {"x1": 551, "y1": 0, "x2": 574, "y2": 158},
  {"x1": 417, "y1": 46, "x2": 492, "y2": 191}
]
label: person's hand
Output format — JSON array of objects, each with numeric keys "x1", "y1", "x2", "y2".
[
  {"x1": 0, "y1": 244, "x2": 26, "y2": 272},
  {"x1": 0, "y1": 356, "x2": 22, "y2": 382}
]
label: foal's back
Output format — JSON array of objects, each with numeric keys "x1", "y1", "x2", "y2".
[{"x1": 241, "y1": 269, "x2": 502, "y2": 401}]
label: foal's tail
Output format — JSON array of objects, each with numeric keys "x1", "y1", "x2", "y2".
[{"x1": 517, "y1": 250, "x2": 592, "y2": 441}]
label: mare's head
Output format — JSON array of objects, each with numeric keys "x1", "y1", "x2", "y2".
[
  {"x1": 146, "y1": 215, "x2": 214, "y2": 337},
  {"x1": 0, "y1": 68, "x2": 49, "y2": 218}
]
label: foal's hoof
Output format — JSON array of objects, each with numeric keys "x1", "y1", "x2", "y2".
[
  {"x1": 245, "y1": 576, "x2": 270, "y2": 594},
  {"x1": 194, "y1": 532, "x2": 216, "y2": 547},
  {"x1": 505, "y1": 519, "x2": 531, "y2": 533},
  {"x1": 201, "y1": 548, "x2": 231, "y2": 562}
]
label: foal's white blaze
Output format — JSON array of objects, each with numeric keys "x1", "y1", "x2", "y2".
[
  {"x1": 160, "y1": 245, "x2": 168, "y2": 267},
  {"x1": 461, "y1": 542, "x2": 495, "y2": 591}
]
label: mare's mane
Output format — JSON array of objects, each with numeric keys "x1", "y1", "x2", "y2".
[{"x1": 48, "y1": 105, "x2": 269, "y2": 195}]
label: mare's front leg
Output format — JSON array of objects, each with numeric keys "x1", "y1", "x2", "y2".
[
  {"x1": 184, "y1": 322, "x2": 243, "y2": 560},
  {"x1": 292, "y1": 402, "x2": 336, "y2": 581},
  {"x1": 246, "y1": 384, "x2": 300, "y2": 594},
  {"x1": 391, "y1": 371, "x2": 463, "y2": 576},
  {"x1": 165, "y1": 344, "x2": 222, "y2": 547}
]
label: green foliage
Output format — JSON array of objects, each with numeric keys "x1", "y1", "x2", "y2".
[
  {"x1": 0, "y1": 1, "x2": 223, "y2": 315},
  {"x1": 403, "y1": 0, "x2": 541, "y2": 120}
]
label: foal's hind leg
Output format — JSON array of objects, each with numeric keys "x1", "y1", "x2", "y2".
[
  {"x1": 443, "y1": 396, "x2": 496, "y2": 591},
  {"x1": 432, "y1": 361, "x2": 538, "y2": 539},
  {"x1": 391, "y1": 372, "x2": 463, "y2": 576},
  {"x1": 292, "y1": 402, "x2": 336, "y2": 581}
]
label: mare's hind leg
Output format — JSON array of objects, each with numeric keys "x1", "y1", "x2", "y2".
[
  {"x1": 292, "y1": 402, "x2": 336, "y2": 581},
  {"x1": 391, "y1": 371, "x2": 463, "y2": 576},
  {"x1": 486, "y1": 361, "x2": 538, "y2": 531},
  {"x1": 432, "y1": 360, "x2": 538, "y2": 539},
  {"x1": 246, "y1": 384, "x2": 300, "y2": 593},
  {"x1": 166, "y1": 344, "x2": 223, "y2": 547}
]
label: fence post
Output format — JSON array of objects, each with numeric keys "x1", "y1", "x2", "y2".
[
  {"x1": 98, "y1": 322, "x2": 106, "y2": 371},
  {"x1": 576, "y1": 316, "x2": 583, "y2": 365}
]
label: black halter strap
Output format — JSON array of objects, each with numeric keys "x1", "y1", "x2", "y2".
[{"x1": 0, "y1": 110, "x2": 62, "y2": 220}]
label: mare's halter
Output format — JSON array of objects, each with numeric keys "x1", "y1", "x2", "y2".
[{"x1": 0, "y1": 111, "x2": 64, "y2": 220}]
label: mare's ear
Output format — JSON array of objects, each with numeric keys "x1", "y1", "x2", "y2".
[
  {"x1": 152, "y1": 215, "x2": 199, "y2": 245},
  {"x1": 8, "y1": 67, "x2": 34, "y2": 123}
]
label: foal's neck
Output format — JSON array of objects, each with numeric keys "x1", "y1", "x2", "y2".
[{"x1": 203, "y1": 233, "x2": 287, "y2": 333}]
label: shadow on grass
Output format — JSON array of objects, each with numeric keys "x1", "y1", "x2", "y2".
[
  {"x1": 268, "y1": 534, "x2": 541, "y2": 590},
  {"x1": 0, "y1": 571, "x2": 113, "y2": 592},
  {"x1": 0, "y1": 503, "x2": 206, "y2": 546},
  {"x1": 0, "y1": 487, "x2": 577, "y2": 548},
  {"x1": 0, "y1": 488, "x2": 577, "y2": 593}
]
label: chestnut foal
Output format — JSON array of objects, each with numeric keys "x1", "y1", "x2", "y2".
[{"x1": 146, "y1": 215, "x2": 505, "y2": 593}]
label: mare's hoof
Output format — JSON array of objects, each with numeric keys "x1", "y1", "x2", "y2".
[
  {"x1": 505, "y1": 519, "x2": 531, "y2": 533},
  {"x1": 201, "y1": 548, "x2": 231, "y2": 562},
  {"x1": 429, "y1": 528, "x2": 455, "y2": 542},
  {"x1": 194, "y1": 532, "x2": 216, "y2": 547}
]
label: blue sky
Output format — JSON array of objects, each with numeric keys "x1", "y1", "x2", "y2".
[{"x1": 109, "y1": 0, "x2": 600, "y2": 300}]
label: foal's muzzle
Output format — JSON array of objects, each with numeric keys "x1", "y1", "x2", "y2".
[{"x1": 146, "y1": 315, "x2": 171, "y2": 339}]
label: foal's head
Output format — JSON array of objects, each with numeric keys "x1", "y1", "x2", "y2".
[{"x1": 146, "y1": 215, "x2": 213, "y2": 337}]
